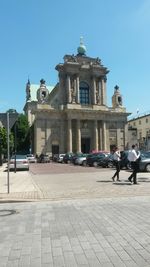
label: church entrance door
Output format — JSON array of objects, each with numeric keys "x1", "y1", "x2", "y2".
[{"x1": 81, "y1": 138, "x2": 90, "y2": 153}]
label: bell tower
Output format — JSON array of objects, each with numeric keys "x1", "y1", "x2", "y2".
[
  {"x1": 37, "y1": 79, "x2": 49, "y2": 103},
  {"x1": 112, "y1": 85, "x2": 123, "y2": 108}
]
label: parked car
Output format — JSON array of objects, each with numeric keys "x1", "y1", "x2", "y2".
[
  {"x1": 120, "y1": 151, "x2": 131, "y2": 170},
  {"x1": 63, "y1": 153, "x2": 74, "y2": 164},
  {"x1": 97, "y1": 153, "x2": 114, "y2": 168},
  {"x1": 52, "y1": 154, "x2": 59, "y2": 162},
  {"x1": 57, "y1": 154, "x2": 66, "y2": 163},
  {"x1": 74, "y1": 154, "x2": 88, "y2": 166},
  {"x1": 71, "y1": 153, "x2": 84, "y2": 165},
  {"x1": 37, "y1": 154, "x2": 50, "y2": 163},
  {"x1": 86, "y1": 152, "x2": 110, "y2": 167},
  {"x1": 138, "y1": 152, "x2": 150, "y2": 172},
  {"x1": 120, "y1": 150, "x2": 150, "y2": 172},
  {"x1": 26, "y1": 154, "x2": 37, "y2": 163},
  {"x1": 10, "y1": 154, "x2": 29, "y2": 171}
]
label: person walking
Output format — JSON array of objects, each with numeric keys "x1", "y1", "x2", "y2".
[
  {"x1": 128, "y1": 144, "x2": 140, "y2": 184},
  {"x1": 112, "y1": 147, "x2": 121, "y2": 182}
]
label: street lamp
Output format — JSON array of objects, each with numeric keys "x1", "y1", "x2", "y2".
[{"x1": 14, "y1": 120, "x2": 17, "y2": 173}]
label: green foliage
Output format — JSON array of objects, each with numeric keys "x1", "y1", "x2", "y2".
[
  {"x1": 14, "y1": 114, "x2": 30, "y2": 153},
  {"x1": 0, "y1": 127, "x2": 13, "y2": 155},
  {"x1": 0, "y1": 127, "x2": 7, "y2": 151},
  {"x1": 0, "y1": 112, "x2": 30, "y2": 155}
]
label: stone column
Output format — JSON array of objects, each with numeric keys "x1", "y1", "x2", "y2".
[
  {"x1": 34, "y1": 120, "x2": 37, "y2": 154},
  {"x1": 76, "y1": 119, "x2": 81, "y2": 152},
  {"x1": 104, "y1": 76, "x2": 107, "y2": 105},
  {"x1": 101, "y1": 78, "x2": 105, "y2": 105},
  {"x1": 67, "y1": 119, "x2": 72, "y2": 152},
  {"x1": 99, "y1": 125, "x2": 103, "y2": 150},
  {"x1": 98, "y1": 80, "x2": 101, "y2": 105},
  {"x1": 94, "y1": 120, "x2": 98, "y2": 151},
  {"x1": 92, "y1": 77, "x2": 96, "y2": 104},
  {"x1": 67, "y1": 75, "x2": 71, "y2": 103},
  {"x1": 59, "y1": 72, "x2": 64, "y2": 104},
  {"x1": 60, "y1": 120, "x2": 65, "y2": 153},
  {"x1": 102, "y1": 121, "x2": 107, "y2": 150},
  {"x1": 76, "y1": 76, "x2": 80, "y2": 103}
]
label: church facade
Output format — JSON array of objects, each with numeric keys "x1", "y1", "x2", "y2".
[{"x1": 24, "y1": 40, "x2": 130, "y2": 156}]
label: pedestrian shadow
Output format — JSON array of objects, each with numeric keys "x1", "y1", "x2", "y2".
[
  {"x1": 113, "y1": 182, "x2": 133, "y2": 185},
  {"x1": 96, "y1": 180, "x2": 112, "y2": 183},
  {"x1": 96, "y1": 180, "x2": 133, "y2": 185}
]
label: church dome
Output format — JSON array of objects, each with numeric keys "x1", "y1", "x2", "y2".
[{"x1": 77, "y1": 37, "x2": 86, "y2": 55}]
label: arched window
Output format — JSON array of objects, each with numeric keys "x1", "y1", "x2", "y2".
[{"x1": 79, "y1": 82, "x2": 89, "y2": 105}]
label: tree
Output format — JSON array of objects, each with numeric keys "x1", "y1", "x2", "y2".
[
  {"x1": 12, "y1": 114, "x2": 30, "y2": 154},
  {"x1": 0, "y1": 127, "x2": 14, "y2": 164}
]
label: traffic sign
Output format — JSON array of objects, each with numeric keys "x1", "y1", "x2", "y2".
[{"x1": 0, "y1": 113, "x2": 18, "y2": 129}]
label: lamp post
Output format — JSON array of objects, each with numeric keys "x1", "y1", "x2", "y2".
[
  {"x1": 7, "y1": 112, "x2": 10, "y2": 193},
  {"x1": 14, "y1": 121, "x2": 17, "y2": 173}
]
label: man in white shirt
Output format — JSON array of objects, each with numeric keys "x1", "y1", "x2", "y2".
[
  {"x1": 112, "y1": 147, "x2": 121, "y2": 182},
  {"x1": 128, "y1": 144, "x2": 140, "y2": 184}
]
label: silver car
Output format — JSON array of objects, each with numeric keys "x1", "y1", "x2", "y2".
[
  {"x1": 75, "y1": 154, "x2": 88, "y2": 166},
  {"x1": 10, "y1": 155, "x2": 29, "y2": 171},
  {"x1": 138, "y1": 152, "x2": 150, "y2": 172},
  {"x1": 26, "y1": 154, "x2": 37, "y2": 163}
]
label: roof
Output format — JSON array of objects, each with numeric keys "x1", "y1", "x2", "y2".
[{"x1": 128, "y1": 110, "x2": 150, "y2": 122}]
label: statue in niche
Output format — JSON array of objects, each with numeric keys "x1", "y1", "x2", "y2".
[
  {"x1": 70, "y1": 77, "x2": 76, "y2": 103},
  {"x1": 96, "y1": 80, "x2": 101, "y2": 104}
]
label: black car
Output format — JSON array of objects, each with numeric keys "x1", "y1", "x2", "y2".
[
  {"x1": 97, "y1": 154, "x2": 114, "y2": 168},
  {"x1": 71, "y1": 153, "x2": 85, "y2": 165},
  {"x1": 120, "y1": 151, "x2": 131, "y2": 170},
  {"x1": 37, "y1": 154, "x2": 50, "y2": 163},
  {"x1": 97, "y1": 151, "x2": 131, "y2": 170},
  {"x1": 119, "y1": 150, "x2": 150, "y2": 171},
  {"x1": 63, "y1": 153, "x2": 74, "y2": 164},
  {"x1": 86, "y1": 152, "x2": 110, "y2": 167}
]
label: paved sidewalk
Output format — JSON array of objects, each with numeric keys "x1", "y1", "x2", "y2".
[
  {"x1": 1, "y1": 163, "x2": 150, "y2": 201},
  {"x1": 1, "y1": 197, "x2": 150, "y2": 266},
  {"x1": 0, "y1": 164, "x2": 39, "y2": 201},
  {"x1": 1, "y1": 165, "x2": 150, "y2": 266}
]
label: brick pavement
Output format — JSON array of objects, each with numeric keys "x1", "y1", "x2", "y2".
[
  {"x1": 0, "y1": 164, "x2": 150, "y2": 266},
  {"x1": 0, "y1": 197, "x2": 150, "y2": 266},
  {"x1": 0, "y1": 163, "x2": 150, "y2": 201}
]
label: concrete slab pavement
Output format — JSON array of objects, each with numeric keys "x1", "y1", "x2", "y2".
[
  {"x1": 0, "y1": 162, "x2": 150, "y2": 202},
  {"x1": 0, "y1": 197, "x2": 150, "y2": 266},
  {"x1": 0, "y1": 164, "x2": 150, "y2": 266},
  {"x1": 0, "y1": 164, "x2": 40, "y2": 201}
]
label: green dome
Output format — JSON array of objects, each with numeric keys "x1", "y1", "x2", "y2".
[{"x1": 77, "y1": 37, "x2": 86, "y2": 55}]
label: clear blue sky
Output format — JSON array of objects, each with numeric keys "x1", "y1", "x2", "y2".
[{"x1": 0, "y1": 0, "x2": 149, "y2": 117}]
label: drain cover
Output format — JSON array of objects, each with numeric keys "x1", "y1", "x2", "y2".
[{"x1": 0, "y1": 210, "x2": 18, "y2": 216}]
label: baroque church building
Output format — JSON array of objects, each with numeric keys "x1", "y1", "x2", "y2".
[{"x1": 24, "y1": 40, "x2": 130, "y2": 156}]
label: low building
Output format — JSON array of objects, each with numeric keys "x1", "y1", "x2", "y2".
[
  {"x1": 24, "y1": 40, "x2": 130, "y2": 156},
  {"x1": 127, "y1": 112, "x2": 150, "y2": 150}
]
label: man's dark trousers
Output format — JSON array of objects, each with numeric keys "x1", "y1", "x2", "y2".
[{"x1": 129, "y1": 161, "x2": 139, "y2": 184}]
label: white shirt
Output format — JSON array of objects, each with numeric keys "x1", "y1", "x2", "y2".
[
  {"x1": 128, "y1": 149, "x2": 140, "y2": 162},
  {"x1": 113, "y1": 150, "x2": 121, "y2": 161}
]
